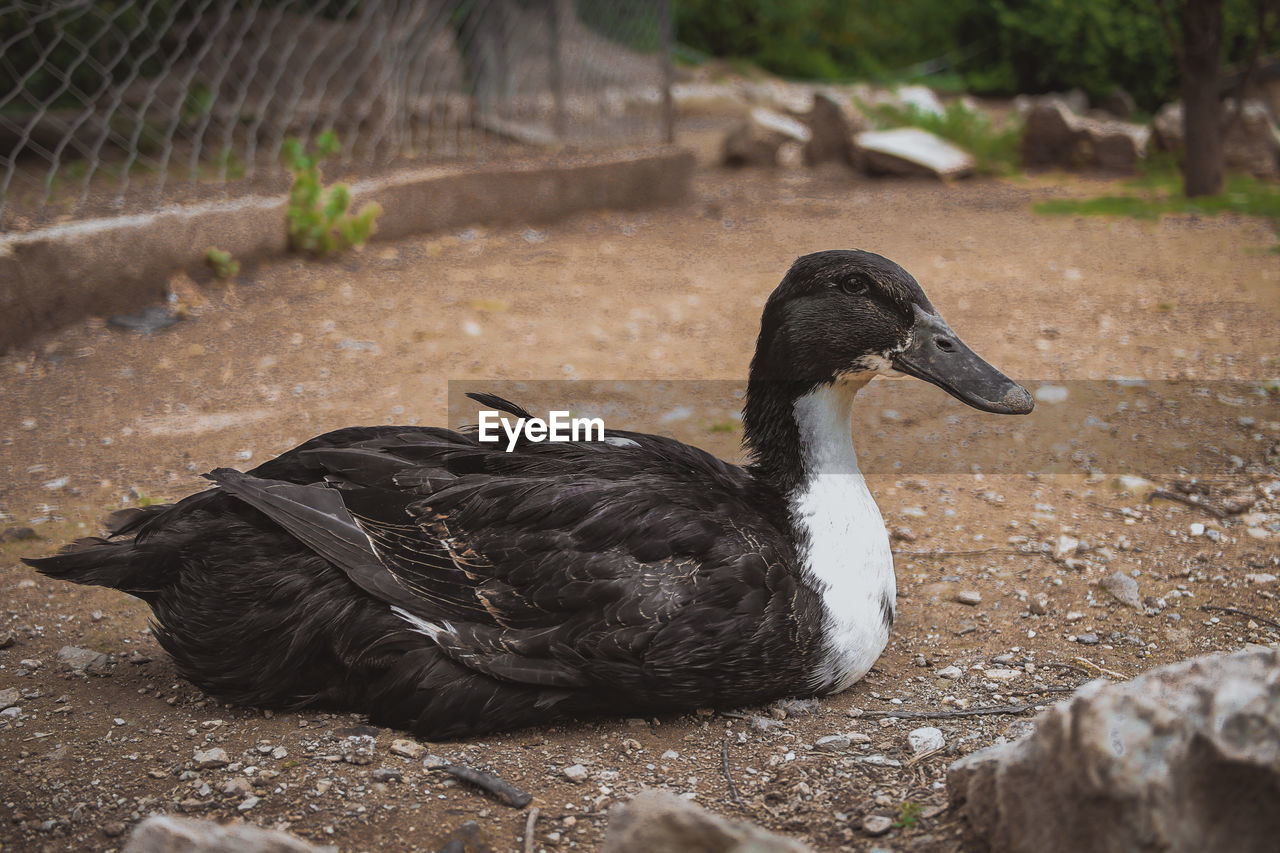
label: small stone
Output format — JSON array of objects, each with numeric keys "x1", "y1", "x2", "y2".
[
  {"x1": 563, "y1": 763, "x2": 589, "y2": 783},
  {"x1": 271, "y1": 746, "x2": 288, "y2": 760},
  {"x1": 1030, "y1": 593, "x2": 1050, "y2": 615},
  {"x1": 1189, "y1": 522, "x2": 1206, "y2": 536},
  {"x1": 863, "y1": 814, "x2": 894, "y2": 836},
  {"x1": 237, "y1": 795, "x2": 260, "y2": 812},
  {"x1": 222, "y1": 777, "x2": 253, "y2": 796},
  {"x1": 0, "y1": 630, "x2": 15, "y2": 648},
  {"x1": 102, "y1": 821, "x2": 126, "y2": 838},
  {"x1": 908, "y1": 726, "x2": 945, "y2": 754},
  {"x1": 371, "y1": 768, "x2": 403, "y2": 783},
  {"x1": 815, "y1": 734, "x2": 852, "y2": 752},
  {"x1": 1065, "y1": 611, "x2": 1086, "y2": 622},
  {"x1": 1100, "y1": 571, "x2": 1142, "y2": 609},
  {"x1": 0, "y1": 688, "x2": 20, "y2": 710},
  {"x1": 128, "y1": 651, "x2": 152, "y2": 664},
  {"x1": 1075, "y1": 633, "x2": 1100, "y2": 645},
  {"x1": 1053, "y1": 534, "x2": 1080, "y2": 561},
  {"x1": 956, "y1": 590, "x2": 982, "y2": 606},
  {"x1": 20, "y1": 658, "x2": 42, "y2": 671},
  {"x1": 938, "y1": 665, "x2": 963, "y2": 680},
  {"x1": 57, "y1": 645, "x2": 110, "y2": 674},
  {"x1": 193, "y1": 747, "x2": 230, "y2": 769},
  {"x1": 984, "y1": 668, "x2": 1023, "y2": 682},
  {"x1": 660, "y1": 750, "x2": 679, "y2": 760},
  {"x1": 1245, "y1": 573, "x2": 1276, "y2": 584},
  {"x1": 390, "y1": 738, "x2": 423, "y2": 759}
]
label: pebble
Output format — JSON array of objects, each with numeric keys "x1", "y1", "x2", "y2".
[
  {"x1": 1065, "y1": 611, "x2": 1086, "y2": 622},
  {"x1": 0, "y1": 688, "x2": 20, "y2": 710},
  {"x1": 342, "y1": 735, "x2": 376, "y2": 765},
  {"x1": 57, "y1": 645, "x2": 110, "y2": 674},
  {"x1": 1030, "y1": 593, "x2": 1050, "y2": 615},
  {"x1": 1100, "y1": 571, "x2": 1142, "y2": 609},
  {"x1": 222, "y1": 777, "x2": 253, "y2": 796},
  {"x1": 193, "y1": 747, "x2": 230, "y2": 769},
  {"x1": 955, "y1": 590, "x2": 982, "y2": 606},
  {"x1": 371, "y1": 768, "x2": 403, "y2": 783},
  {"x1": 390, "y1": 739, "x2": 424, "y2": 759},
  {"x1": 908, "y1": 726, "x2": 945, "y2": 754},
  {"x1": 863, "y1": 815, "x2": 893, "y2": 836},
  {"x1": 1075, "y1": 633, "x2": 1100, "y2": 645},
  {"x1": 271, "y1": 746, "x2": 288, "y2": 760},
  {"x1": 237, "y1": 795, "x2": 260, "y2": 812},
  {"x1": 937, "y1": 665, "x2": 962, "y2": 680},
  {"x1": 1245, "y1": 573, "x2": 1277, "y2": 584},
  {"x1": 0, "y1": 630, "x2": 15, "y2": 648},
  {"x1": 1189, "y1": 522, "x2": 1206, "y2": 536},
  {"x1": 20, "y1": 658, "x2": 43, "y2": 671},
  {"x1": 984, "y1": 668, "x2": 1023, "y2": 682},
  {"x1": 1053, "y1": 534, "x2": 1080, "y2": 561},
  {"x1": 563, "y1": 763, "x2": 589, "y2": 783},
  {"x1": 660, "y1": 750, "x2": 679, "y2": 760},
  {"x1": 814, "y1": 734, "x2": 851, "y2": 752}
]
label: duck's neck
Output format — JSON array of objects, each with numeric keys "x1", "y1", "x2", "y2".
[
  {"x1": 744, "y1": 375, "x2": 869, "y2": 494},
  {"x1": 744, "y1": 374, "x2": 896, "y2": 692}
]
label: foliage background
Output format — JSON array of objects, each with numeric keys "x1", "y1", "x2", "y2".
[{"x1": 676, "y1": 0, "x2": 1280, "y2": 111}]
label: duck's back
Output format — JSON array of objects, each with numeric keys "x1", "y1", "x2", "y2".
[{"x1": 27, "y1": 423, "x2": 829, "y2": 736}]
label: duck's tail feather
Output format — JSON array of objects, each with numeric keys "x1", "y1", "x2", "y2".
[{"x1": 22, "y1": 537, "x2": 171, "y2": 602}]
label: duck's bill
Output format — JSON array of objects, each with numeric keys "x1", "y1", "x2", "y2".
[{"x1": 891, "y1": 306, "x2": 1034, "y2": 415}]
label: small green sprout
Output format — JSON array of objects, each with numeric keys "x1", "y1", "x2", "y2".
[
  {"x1": 282, "y1": 130, "x2": 382, "y2": 256},
  {"x1": 204, "y1": 247, "x2": 239, "y2": 280}
]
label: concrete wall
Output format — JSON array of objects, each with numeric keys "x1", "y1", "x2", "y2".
[{"x1": 0, "y1": 147, "x2": 695, "y2": 353}]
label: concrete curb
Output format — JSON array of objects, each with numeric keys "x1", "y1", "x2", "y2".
[{"x1": 0, "y1": 147, "x2": 695, "y2": 353}]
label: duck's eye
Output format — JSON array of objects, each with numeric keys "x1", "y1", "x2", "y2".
[{"x1": 840, "y1": 280, "x2": 870, "y2": 296}]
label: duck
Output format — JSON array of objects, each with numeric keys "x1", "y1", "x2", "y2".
[{"x1": 25, "y1": 249, "x2": 1032, "y2": 738}]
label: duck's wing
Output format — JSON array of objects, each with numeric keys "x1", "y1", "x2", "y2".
[{"x1": 207, "y1": 432, "x2": 805, "y2": 696}]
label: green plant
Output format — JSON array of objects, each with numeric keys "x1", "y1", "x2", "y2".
[
  {"x1": 1032, "y1": 158, "x2": 1280, "y2": 250},
  {"x1": 866, "y1": 99, "x2": 1023, "y2": 176},
  {"x1": 204, "y1": 247, "x2": 239, "y2": 280},
  {"x1": 282, "y1": 130, "x2": 381, "y2": 257},
  {"x1": 894, "y1": 801, "x2": 923, "y2": 829}
]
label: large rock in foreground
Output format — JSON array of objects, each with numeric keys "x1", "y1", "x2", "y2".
[
  {"x1": 854, "y1": 128, "x2": 975, "y2": 179},
  {"x1": 602, "y1": 789, "x2": 812, "y2": 853},
  {"x1": 124, "y1": 814, "x2": 329, "y2": 852},
  {"x1": 948, "y1": 647, "x2": 1280, "y2": 853}
]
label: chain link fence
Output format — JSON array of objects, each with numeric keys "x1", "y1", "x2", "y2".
[{"x1": 0, "y1": 0, "x2": 674, "y2": 232}]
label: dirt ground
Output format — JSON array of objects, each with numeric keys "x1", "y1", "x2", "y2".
[{"x1": 1, "y1": 161, "x2": 1278, "y2": 853}]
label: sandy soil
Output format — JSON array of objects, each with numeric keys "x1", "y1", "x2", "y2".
[{"x1": 1, "y1": 164, "x2": 1278, "y2": 853}]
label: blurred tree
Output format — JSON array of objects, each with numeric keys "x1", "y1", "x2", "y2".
[{"x1": 1157, "y1": 0, "x2": 1278, "y2": 196}]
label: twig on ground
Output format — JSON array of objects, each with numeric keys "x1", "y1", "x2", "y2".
[
  {"x1": 1006, "y1": 686, "x2": 1080, "y2": 697},
  {"x1": 1034, "y1": 661, "x2": 1095, "y2": 678},
  {"x1": 1072, "y1": 657, "x2": 1127, "y2": 680},
  {"x1": 425, "y1": 763, "x2": 533, "y2": 808},
  {"x1": 905, "y1": 746, "x2": 946, "y2": 767},
  {"x1": 893, "y1": 547, "x2": 1011, "y2": 558},
  {"x1": 1148, "y1": 490, "x2": 1227, "y2": 518},
  {"x1": 1200, "y1": 604, "x2": 1280, "y2": 631},
  {"x1": 720, "y1": 739, "x2": 743, "y2": 805},
  {"x1": 857, "y1": 703, "x2": 1043, "y2": 720},
  {"x1": 524, "y1": 807, "x2": 540, "y2": 853}
]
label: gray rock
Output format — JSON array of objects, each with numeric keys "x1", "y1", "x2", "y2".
[
  {"x1": 948, "y1": 647, "x2": 1280, "y2": 853},
  {"x1": 1100, "y1": 570, "x2": 1143, "y2": 609},
  {"x1": 192, "y1": 747, "x2": 229, "y2": 769},
  {"x1": 123, "y1": 814, "x2": 327, "y2": 852},
  {"x1": 371, "y1": 768, "x2": 402, "y2": 783},
  {"x1": 563, "y1": 763, "x2": 589, "y2": 783},
  {"x1": 955, "y1": 590, "x2": 983, "y2": 606},
  {"x1": 723, "y1": 107, "x2": 811, "y2": 168},
  {"x1": 57, "y1": 645, "x2": 110, "y2": 674},
  {"x1": 0, "y1": 687, "x2": 20, "y2": 710},
  {"x1": 862, "y1": 814, "x2": 893, "y2": 836},
  {"x1": 815, "y1": 734, "x2": 852, "y2": 752},
  {"x1": 908, "y1": 726, "x2": 946, "y2": 754},
  {"x1": 389, "y1": 738, "x2": 423, "y2": 759},
  {"x1": 1074, "y1": 633, "x2": 1100, "y2": 646},
  {"x1": 854, "y1": 128, "x2": 975, "y2": 179},
  {"x1": 341, "y1": 734, "x2": 375, "y2": 765},
  {"x1": 1021, "y1": 97, "x2": 1149, "y2": 172},
  {"x1": 802, "y1": 92, "x2": 857, "y2": 167},
  {"x1": 601, "y1": 789, "x2": 813, "y2": 853},
  {"x1": 938, "y1": 666, "x2": 963, "y2": 680},
  {"x1": 221, "y1": 777, "x2": 253, "y2": 796}
]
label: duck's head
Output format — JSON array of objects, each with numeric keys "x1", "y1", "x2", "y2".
[{"x1": 750, "y1": 249, "x2": 1033, "y2": 415}]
